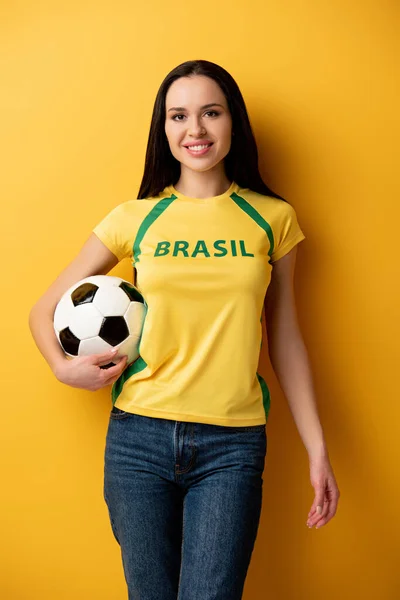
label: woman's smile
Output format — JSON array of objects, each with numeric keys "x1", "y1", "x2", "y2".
[{"x1": 184, "y1": 143, "x2": 214, "y2": 156}]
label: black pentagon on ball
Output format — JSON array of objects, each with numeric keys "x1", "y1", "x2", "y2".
[
  {"x1": 119, "y1": 282, "x2": 144, "y2": 303},
  {"x1": 71, "y1": 283, "x2": 99, "y2": 306},
  {"x1": 99, "y1": 316, "x2": 129, "y2": 346},
  {"x1": 59, "y1": 327, "x2": 80, "y2": 355}
]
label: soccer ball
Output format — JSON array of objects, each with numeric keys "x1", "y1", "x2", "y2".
[{"x1": 53, "y1": 275, "x2": 147, "y2": 367}]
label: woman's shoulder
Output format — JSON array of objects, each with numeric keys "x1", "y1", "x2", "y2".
[
  {"x1": 102, "y1": 193, "x2": 164, "y2": 218},
  {"x1": 235, "y1": 187, "x2": 297, "y2": 219}
]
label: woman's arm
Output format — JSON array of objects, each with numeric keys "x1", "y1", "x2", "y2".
[
  {"x1": 29, "y1": 233, "x2": 128, "y2": 389},
  {"x1": 264, "y1": 246, "x2": 340, "y2": 528},
  {"x1": 264, "y1": 246, "x2": 327, "y2": 459}
]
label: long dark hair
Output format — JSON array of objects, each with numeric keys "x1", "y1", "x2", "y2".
[{"x1": 137, "y1": 59, "x2": 286, "y2": 203}]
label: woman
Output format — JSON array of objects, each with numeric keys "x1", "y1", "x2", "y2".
[{"x1": 29, "y1": 59, "x2": 340, "y2": 599}]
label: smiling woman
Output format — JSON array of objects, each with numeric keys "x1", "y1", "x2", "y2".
[
  {"x1": 137, "y1": 59, "x2": 287, "y2": 202},
  {"x1": 29, "y1": 59, "x2": 339, "y2": 600},
  {"x1": 164, "y1": 76, "x2": 234, "y2": 192}
]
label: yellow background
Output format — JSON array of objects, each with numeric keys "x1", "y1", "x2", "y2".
[{"x1": 2, "y1": 1, "x2": 399, "y2": 598}]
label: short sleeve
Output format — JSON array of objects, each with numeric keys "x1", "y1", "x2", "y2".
[
  {"x1": 270, "y1": 201, "x2": 306, "y2": 263},
  {"x1": 92, "y1": 202, "x2": 135, "y2": 261}
]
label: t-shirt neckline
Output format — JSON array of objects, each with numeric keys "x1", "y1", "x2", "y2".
[{"x1": 165, "y1": 181, "x2": 239, "y2": 203}]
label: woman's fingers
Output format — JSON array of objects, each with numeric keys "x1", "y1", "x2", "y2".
[
  {"x1": 316, "y1": 486, "x2": 340, "y2": 527},
  {"x1": 307, "y1": 482, "x2": 325, "y2": 526},
  {"x1": 308, "y1": 479, "x2": 340, "y2": 528},
  {"x1": 309, "y1": 498, "x2": 330, "y2": 528},
  {"x1": 313, "y1": 500, "x2": 338, "y2": 528},
  {"x1": 92, "y1": 348, "x2": 119, "y2": 365},
  {"x1": 101, "y1": 355, "x2": 128, "y2": 384}
]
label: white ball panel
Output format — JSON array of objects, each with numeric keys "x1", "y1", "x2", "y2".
[
  {"x1": 60, "y1": 276, "x2": 120, "y2": 301},
  {"x1": 54, "y1": 294, "x2": 75, "y2": 332},
  {"x1": 124, "y1": 302, "x2": 147, "y2": 337},
  {"x1": 93, "y1": 286, "x2": 130, "y2": 317},
  {"x1": 69, "y1": 304, "x2": 104, "y2": 339},
  {"x1": 115, "y1": 334, "x2": 141, "y2": 365},
  {"x1": 79, "y1": 336, "x2": 113, "y2": 356}
]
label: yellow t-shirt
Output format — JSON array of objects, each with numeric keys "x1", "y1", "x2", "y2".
[{"x1": 92, "y1": 181, "x2": 305, "y2": 426}]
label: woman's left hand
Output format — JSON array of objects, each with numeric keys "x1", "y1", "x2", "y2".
[{"x1": 306, "y1": 455, "x2": 340, "y2": 529}]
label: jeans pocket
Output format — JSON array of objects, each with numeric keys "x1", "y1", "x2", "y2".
[{"x1": 109, "y1": 405, "x2": 131, "y2": 419}]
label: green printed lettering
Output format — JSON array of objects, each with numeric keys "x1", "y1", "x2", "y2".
[
  {"x1": 213, "y1": 240, "x2": 228, "y2": 257},
  {"x1": 191, "y1": 240, "x2": 210, "y2": 258},
  {"x1": 173, "y1": 241, "x2": 189, "y2": 257},
  {"x1": 240, "y1": 240, "x2": 254, "y2": 257},
  {"x1": 154, "y1": 241, "x2": 170, "y2": 256},
  {"x1": 154, "y1": 239, "x2": 255, "y2": 258}
]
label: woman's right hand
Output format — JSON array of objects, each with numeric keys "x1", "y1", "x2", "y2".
[{"x1": 54, "y1": 348, "x2": 129, "y2": 391}]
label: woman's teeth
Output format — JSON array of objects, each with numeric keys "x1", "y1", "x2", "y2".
[{"x1": 187, "y1": 144, "x2": 211, "y2": 150}]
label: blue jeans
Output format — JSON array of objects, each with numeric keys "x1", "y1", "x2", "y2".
[{"x1": 104, "y1": 405, "x2": 267, "y2": 600}]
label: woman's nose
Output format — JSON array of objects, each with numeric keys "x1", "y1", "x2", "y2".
[{"x1": 188, "y1": 118, "x2": 206, "y2": 136}]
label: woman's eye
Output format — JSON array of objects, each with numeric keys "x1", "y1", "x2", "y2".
[{"x1": 171, "y1": 111, "x2": 219, "y2": 121}]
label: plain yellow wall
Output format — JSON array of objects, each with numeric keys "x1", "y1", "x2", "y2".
[{"x1": 2, "y1": 1, "x2": 399, "y2": 598}]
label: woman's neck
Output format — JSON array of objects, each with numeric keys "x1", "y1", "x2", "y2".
[{"x1": 174, "y1": 168, "x2": 232, "y2": 199}]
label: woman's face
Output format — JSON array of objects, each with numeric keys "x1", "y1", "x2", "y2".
[{"x1": 164, "y1": 75, "x2": 233, "y2": 173}]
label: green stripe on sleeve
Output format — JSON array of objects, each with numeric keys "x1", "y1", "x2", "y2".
[
  {"x1": 133, "y1": 193, "x2": 177, "y2": 263},
  {"x1": 230, "y1": 192, "x2": 274, "y2": 259}
]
